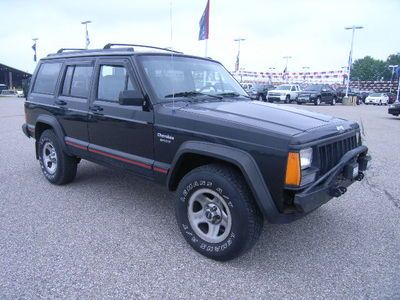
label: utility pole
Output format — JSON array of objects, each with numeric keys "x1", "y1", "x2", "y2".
[
  {"x1": 81, "y1": 20, "x2": 92, "y2": 49},
  {"x1": 234, "y1": 38, "x2": 246, "y2": 72},
  {"x1": 344, "y1": 25, "x2": 363, "y2": 97},
  {"x1": 389, "y1": 65, "x2": 398, "y2": 93}
]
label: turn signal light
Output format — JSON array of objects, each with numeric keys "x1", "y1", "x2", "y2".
[{"x1": 285, "y1": 152, "x2": 301, "y2": 186}]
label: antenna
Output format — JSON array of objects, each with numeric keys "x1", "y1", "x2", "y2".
[{"x1": 170, "y1": 0, "x2": 175, "y2": 110}]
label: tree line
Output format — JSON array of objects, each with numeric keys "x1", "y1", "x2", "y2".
[{"x1": 350, "y1": 53, "x2": 400, "y2": 81}]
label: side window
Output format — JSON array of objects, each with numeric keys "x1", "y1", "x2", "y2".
[
  {"x1": 97, "y1": 65, "x2": 136, "y2": 102},
  {"x1": 291, "y1": 86, "x2": 296, "y2": 91},
  {"x1": 61, "y1": 65, "x2": 93, "y2": 98},
  {"x1": 33, "y1": 63, "x2": 62, "y2": 94}
]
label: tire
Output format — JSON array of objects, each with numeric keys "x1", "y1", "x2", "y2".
[
  {"x1": 258, "y1": 94, "x2": 264, "y2": 101},
  {"x1": 175, "y1": 164, "x2": 263, "y2": 261},
  {"x1": 38, "y1": 129, "x2": 77, "y2": 185},
  {"x1": 297, "y1": 101, "x2": 302, "y2": 105},
  {"x1": 285, "y1": 95, "x2": 290, "y2": 104},
  {"x1": 314, "y1": 97, "x2": 321, "y2": 106},
  {"x1": 331, "y1": 97, "x2": 336, "y2": 106}
]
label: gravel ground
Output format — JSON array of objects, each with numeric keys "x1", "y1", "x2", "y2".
[{"x1": 0, "y1": 97, "x2": 399, "y2": 299}]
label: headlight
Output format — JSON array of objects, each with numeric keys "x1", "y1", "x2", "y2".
[{"x1": 300, "y1": 148, "x2": 313, "y2": 169}]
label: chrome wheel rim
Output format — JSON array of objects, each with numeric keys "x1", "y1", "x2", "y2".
[
  {"x1": 317, "y1": 98, "x2": 321, "y2": 105},
  {"x1": 258, "y1": 95, "x2": 263, "y2": 101},
  {"x1": 187, "y1": 188, "x2": 232, "y2": 244},
  {"x1": 42, "y1": 142, "x2": 57, "y2": 174}
]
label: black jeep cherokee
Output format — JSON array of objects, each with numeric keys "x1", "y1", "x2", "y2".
[{"x1": 22, "y1": 44, "x2": 370, "y2": 261}]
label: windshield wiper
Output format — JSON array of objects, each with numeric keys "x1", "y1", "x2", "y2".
[
  {"x1": 164, "y1": 91, "x2": 222, "y2": 100},
  {"x1": 216, "y1": 92, "x2": 250, "y2": 98}
]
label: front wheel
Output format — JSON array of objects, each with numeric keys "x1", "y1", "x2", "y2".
[
  {"x1": 314, "y1": 97, "x2": 321, "y2": 106},
  {"x1": 175, "y1": 164, "x2": 263, "y2": 261},
  {"x1": 285, "y1": 95, "x2": 290, "y2": 103},
  {"x1": 38, "y1": 129, "x2": 77, "y2": 185},
  {"x1": 258, "y1": 94, "x2": 264, "y2": 101},
  {"x1": 331, "y1": 97, "x2": 336, "y2": 105}
]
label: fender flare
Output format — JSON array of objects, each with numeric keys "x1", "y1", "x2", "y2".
[
  {"x1": 167, "y1": 141, "x2": 290, "y2": 223},
  {"x1": 35, "y1": 115, "x2": 72, "y2": 156}
]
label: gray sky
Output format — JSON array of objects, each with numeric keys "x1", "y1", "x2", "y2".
[{"x1": 1, "y1": 0, "x2": 399, "y2": 74}]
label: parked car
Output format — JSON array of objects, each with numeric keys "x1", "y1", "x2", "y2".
[
  {"x1": 297, "y1": 84, "x2": 337, "y2": 105},
  {"x1": 0, "y1": 84, "x2": 8, "y2": 92},
  {"x1": 0, "y1": 89, "x2": 18, "y2": 97},
  {"x1": 388, "y1": 102, "x2": 400, "y2": 117},
  {"x1": 266, "y1": 84, "x2": 301, "y2": 103},
  {"x1": 241, "y1": 83, "x2": 253, "y2": 94},
  {"x1": 365, "y1": 93, "x2": 389, "y2": 105},
  {"x1": 22, "y1": 43, "x2": 370, "y2": 261},
  {"x1": 387, "y1": 92, "x2": 397, "y2": 104},
  {"x1": 359, "y1": 90, "x2": 374, "y2": 103},
  {"x1": 249, "y1": 84, "x2": 275, "y2": 101},
  {"x1": 336, "y1": 87, "x2": 361, "y2": 105}
]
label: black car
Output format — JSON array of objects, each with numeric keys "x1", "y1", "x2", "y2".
[
  {"x1": 336, "y1": 87, "x2": 361, "y2": 104},
  {"x1": 22, "y1": 44, "x2": 370, "y2": 261},
  {"x1": 388, "y1": 102, "x2": 400, "y2": 116},
  {"x1": 249, "y1": 84, "x2": 275, "y2": 101},
  {"x1": 297, "y1": 84, "x2": 337, "y2": 105}
]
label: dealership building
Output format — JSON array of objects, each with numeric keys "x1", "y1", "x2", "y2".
[{"x1": 0, "y1": 63, "x2": 31, "y2": 90}]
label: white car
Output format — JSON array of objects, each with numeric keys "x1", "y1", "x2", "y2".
[
  {"x1": 365, "y1": 93, "x2": 389, "y2": 105},
  {"x1": 267, "y1": 84, "x2": 301, "y2": 103}
]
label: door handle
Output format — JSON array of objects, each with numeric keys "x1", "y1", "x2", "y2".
[
  {"x1": 89, "y1": 105, "x2": 104, "y2": 112},
  {"x1": 55, "y1": 100, "x2": 67, "y2": 106}
]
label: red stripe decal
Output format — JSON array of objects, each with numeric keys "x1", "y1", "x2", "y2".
[
  {"x1": 88, "y1": 148, "x2": 152, "y2": 170},
  {"x1": 66, "y1": 141, "x2": 87, "y2": 150},
  {"x1": 153, "y1": 167, "x2": 168, "y2": 174}
]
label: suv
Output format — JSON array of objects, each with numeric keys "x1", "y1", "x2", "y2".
[
  {"x1": 22, "y1": 44, "x2": 370, "y2": 261},
  {"x1": 297, "y1": 84, "x2": 337, "y2": 105},
  {"x1": 266, "y1": 84, "x2": 301, "y2": 103},
  {"x1": 249, "y1": 84, "x2": 275, "y2": 101}
]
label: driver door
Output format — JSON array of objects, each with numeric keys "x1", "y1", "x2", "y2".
[{"x1": 87, "y1": 57, "x2": 154, "y2": 176}]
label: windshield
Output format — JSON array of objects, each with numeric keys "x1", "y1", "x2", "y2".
[
  {"x1": 138, "y1": 55, "x2": 247, "y2": 101},
  {"x1": 370, "y1": 93, "x2": 381, "y2": 97},
  {"x1": 304, "y1": 84, "x2": 323, "y2": 91},
  {"x1": 275, "y1": 85, "x2": 291, "y2": 91}
]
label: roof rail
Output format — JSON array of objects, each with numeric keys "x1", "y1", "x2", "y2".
[
  {"x1": 57, "y1": 48, "x2": 87, "y2": 54},
  {"x1": 103, "y1": 43, "x2": 182, "y2": 54}
]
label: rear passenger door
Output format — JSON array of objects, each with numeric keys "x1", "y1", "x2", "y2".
[
  {"x1": 56, "y1": 60, "x2": 94, "y2": 146},
  {"x1": 87, "y1": 57, "x2": 154, "y2": 177}
]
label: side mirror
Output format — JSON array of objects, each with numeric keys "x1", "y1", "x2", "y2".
[{"x1": 118, "y1": 90, "x2": 144, "y2": 106}]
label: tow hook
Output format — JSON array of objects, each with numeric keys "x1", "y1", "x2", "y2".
[
  {"x1": 355, "y1": 172, "x2": 364, "y2": 181},
  {"x1": 330, "y1": 186, "x2": 347, "y2": 197}
]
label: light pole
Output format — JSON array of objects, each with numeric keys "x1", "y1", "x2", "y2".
[
  {"x1": 81, "y1": 20, "x2": 92, "y2": 49},
  {"x1": 344, "y1": 25, "x2": 363, "y2": 97},
  {"x1": 234, "y1": 38, "x2": 246, "y2": 72},
  {"x1": 283, "y1": 56, "x2": 292, "y2": 71},
  {"x1": 389, "y1": 65, "x2": 398, "y2": 93},
  {"x1": 268, "y1": 67, "x2": 275, "y2": 84}
]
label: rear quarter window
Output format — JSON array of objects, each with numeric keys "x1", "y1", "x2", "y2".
[{"x1": 33, "y1": 62, "x2": 62, "y2": 94}]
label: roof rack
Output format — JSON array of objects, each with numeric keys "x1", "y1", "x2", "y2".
[
  {"x1": 103, "y1": 43, "x2": 182, "y2": 54},
  {"x1": 57, "y1": 48, "x2": 87, "y2": 53}
]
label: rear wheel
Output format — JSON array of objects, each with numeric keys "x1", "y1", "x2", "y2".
[
  {"x1": 175, "y1": 164, "x2": 263, "y2": 261},
  {"x1": 38, "y1": 130, "x2": 77, "y2": 185}
]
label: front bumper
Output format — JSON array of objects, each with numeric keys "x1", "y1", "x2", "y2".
[
  {"x1": 267, "y1": 94, "x2": 286, "y2": 101},
  {"x1": 293, "y1": 145, "x2": 370, "y2": 213}
]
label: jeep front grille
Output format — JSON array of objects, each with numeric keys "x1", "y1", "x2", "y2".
[{"x1": 318, "y1": 135, "x2": 358, "y2": 176}]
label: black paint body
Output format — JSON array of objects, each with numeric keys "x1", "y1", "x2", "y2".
[{"x1": 23, "y1": 49, "x2": 368, "y2": 223}]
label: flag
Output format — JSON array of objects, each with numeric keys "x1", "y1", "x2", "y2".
[
  {"x1": 32, "y1": 42, "x2": 37, "y2": 62},
  {"x1": 86, "y1": 28, "x2": 90, "y2": 48},
  {"x1": 283, "y1": 66, "x2": 287, "y2": 73},
  {"x1": 198, "y1": 0, "x2": 210, "y2": 40}
]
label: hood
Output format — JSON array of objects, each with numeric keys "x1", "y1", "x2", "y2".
[
  {"x1": 160, "y1": 100, "x2": 357, "y2": 142},
  {"x1": 269, "y1": 89, "x2": 289, "y2": 93},
  {"x1": 298, "y1": 90, "x2": 320, "y2": 95}
]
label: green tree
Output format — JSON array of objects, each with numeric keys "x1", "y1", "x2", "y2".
[{"x1": 350, "y1": 56, "x2": 391, "y2": 81}]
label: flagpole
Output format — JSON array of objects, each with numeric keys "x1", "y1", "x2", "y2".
[
  {"x1": 32, "y1": 38, "x2": 38, "y2": 62},
  {"x1": 81, "y1": 20, "x2": 92, "y2": 49},
  {"x1": 205, "y1": 39, "x2": 208, "y2": 57}
]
